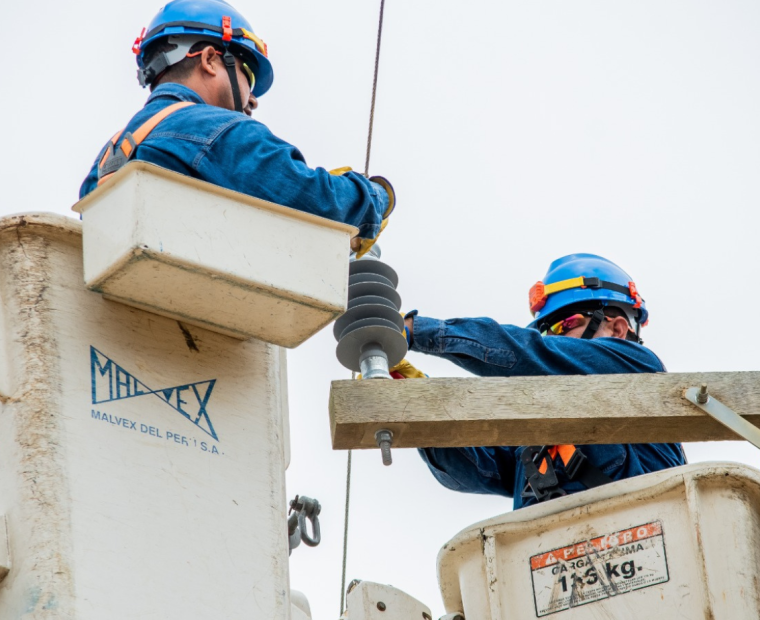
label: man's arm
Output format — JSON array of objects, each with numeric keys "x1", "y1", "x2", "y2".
[
  {"x1": 405, "y1": 312, "x2": 665, "y2": 377},
  {"x1": 199, "y1": 116, "x2": 390, "y2": 240},
  {"x1": 404, "y1": 314, "x2": 676, "y2": 504},
  {"x1": 418, "y1": 446, "x2": 519, "y2": 498},
  {"x1": 79, "y1": 102, "x2": 392, "y2": 241}
]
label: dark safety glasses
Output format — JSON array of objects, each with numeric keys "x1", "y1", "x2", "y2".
[
  {"x1": 240, "y1": 61, "x2": 256, "y2": 92},
  {"x1": 541, "y1": 312, "x2": 611, "y2": 336}
]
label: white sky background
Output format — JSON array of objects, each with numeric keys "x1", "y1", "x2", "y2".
[{"x1": 3, "y1": 1, "x2": 760, "y2": 618}]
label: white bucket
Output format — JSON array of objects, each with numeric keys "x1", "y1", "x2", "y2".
[
  {"x1": 0, "y1": 213, "x2": 291, "y2": 618},
  {"x1": 73, "y1": 162, "x2": 357, "y2": 347},
  {"x1": 438, "y1": 462, "x2": 760, "y2": 619}
]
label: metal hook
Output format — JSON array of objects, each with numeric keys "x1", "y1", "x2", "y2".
[{"x1": 288, "y1": 495, "x2": 322, "y2": 552}]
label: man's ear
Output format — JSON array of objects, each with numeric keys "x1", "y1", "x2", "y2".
[
  {"x1": 610, "y1": 316, "x2": 631, "y2": 340},
  {"x1": 199, "y1": 46, "x2": 220, "y2": 77}
]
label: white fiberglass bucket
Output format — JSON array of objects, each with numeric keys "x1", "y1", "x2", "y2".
[
  {"x1": 73, "y1": 162, "x2": 357, "y2": 347},
  {"x1": 438, "y1": 462, "x2": 760, "y2": 620}
]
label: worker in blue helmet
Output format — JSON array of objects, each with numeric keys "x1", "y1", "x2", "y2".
[
  {"x1": 400, "y1": 253, "x2": 685, "y2": 509},
  {"x1": 80, "y1": 0, "x2": 393, "y2": 257},
  {"x1": 527, "y1": 253, "x2": 649, "y2": 343},
  {"x1": 135, "y1": 0, "x2": 275, "y2": 105}
]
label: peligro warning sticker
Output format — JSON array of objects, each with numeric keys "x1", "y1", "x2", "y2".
[{"x1": 530, "y1": 521, "x2": 669, "y2": 617}]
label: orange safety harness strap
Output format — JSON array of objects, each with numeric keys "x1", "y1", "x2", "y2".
[
  {"x1": 538, "y1": 445, "x2": 578, "y2": 474},
  {"x1": 97, "y1": 101, "x2": 195, "y2": 185},
  {"x1": 522, "y1": 443, "x2": 613, "y2": 503}
]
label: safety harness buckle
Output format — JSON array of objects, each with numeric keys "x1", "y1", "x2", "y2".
[
  {"x1": 560, "y1": 445, "x2": 614, "y2": 490},
  {"x1": 96, "y1": 101, "x2": 195, "y2": 186},
  {"x1": 97, "y1": 133, "x2": 138, "y2": 180},
  {"x1": 563, "y1": 447, "x2": 587, "y2": 480},
  {"x1": 521, "y1": 444, "x2": 615, "y2": 504},
  {"x1": 520, "y1": 446, "x2": 567, "y2": 502}
]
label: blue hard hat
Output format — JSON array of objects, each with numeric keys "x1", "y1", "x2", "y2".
[
  {"x1": 134, "y1": 0, "x2": 274, "y2": 97},
  {"x1": 527, "y1": 253, "x2": 649, "y2": 331}
]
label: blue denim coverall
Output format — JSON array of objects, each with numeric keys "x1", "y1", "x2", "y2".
[
  {"x1": 80, "y1": 84, "x2": 389, "y2": 239},
  {"x1": 409, "y1": 313, "x2": 686, "y2": 509}
]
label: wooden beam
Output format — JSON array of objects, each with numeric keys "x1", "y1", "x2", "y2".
[{"x1": 329, "y1": 372, "x2": 760, "y2": 449}]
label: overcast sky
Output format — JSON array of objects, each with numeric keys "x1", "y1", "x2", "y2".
[{"x1": 3, "y1": 1, "x2": 760, "y2": 618}]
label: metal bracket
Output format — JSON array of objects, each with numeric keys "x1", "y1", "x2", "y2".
[{"x1": 684, "y1": 384, "x2": 760, "y2": 449}]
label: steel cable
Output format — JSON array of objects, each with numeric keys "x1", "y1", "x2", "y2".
[
  {"x1": 341, "y1": 1, "x2": 387, "y2": 615},
  {"x1": 363, "y1": 0, "x2": 387, "y2": 178},
  {"x1": 339, "y1": 446, "x2": 353, "y2": 616}
]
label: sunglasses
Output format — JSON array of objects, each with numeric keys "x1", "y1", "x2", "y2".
[
  {"x1": 541, "y1": 311, "x2": 611, "y2": 336},
  {"x1": 240, "y1": 60, "x2": 255, "y2": 92}
]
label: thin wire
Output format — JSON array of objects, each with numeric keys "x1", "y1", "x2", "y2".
[
  {"x1": 363, "y1": 0, "x2": 388, "y2": 177},
  {"x1": 341, "y1": 2, "x2": 387, "y2": 614},
  {"x1": 339, "y1": 370, "x2": 358, "y2": 616},
  {"x1": 339, "y1": 447, "x2": 353, "y2": 616}
]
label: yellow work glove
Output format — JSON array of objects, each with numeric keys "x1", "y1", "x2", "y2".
[
  {"x1": 328, "y1": 167, "x2": 395, "y2": 216},
  {"x1": 357, "y1": 358, "x2": 426, "y2": 380},
  {"x1": 389, "y1": 358, "x2": 427, "y2": 379},
  {"x1": 328, "y1": 168, "x2": 395, "y2": 259},
  {"x1": 355, "y1": 175, "x2": 395, "y2": 257},
  {"x1": 368, "y1": 175, "x2": 395, "y2": 217},
  {"x1": 354, "y1": 218, "x2": 388, "y2": 259},
  {"x1": 329, "y1": 166, "x2": 353, "y2": 176}
]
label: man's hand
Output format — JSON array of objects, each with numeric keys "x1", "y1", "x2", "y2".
[
  {"x1": 353, "y1": 218, "x2": 389, "y2": 258},
  {"x1": 333, "y1": 168, "x2": 394, "y2": 258}
]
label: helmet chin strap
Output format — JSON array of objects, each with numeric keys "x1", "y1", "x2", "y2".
[
  {"x1": 580, "y1": 309, "x2": 606, "y2": 340},
  {"x1": 222, "y1": 49, "x2": 245, "y2": 113}
]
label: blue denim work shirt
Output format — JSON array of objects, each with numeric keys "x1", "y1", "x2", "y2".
[
  {"x1": 409, "y1": 313, "x2": 686, "y2": 510},
  {"x1": 80, "y1": 84, "x2": 388, "y2": 239}
]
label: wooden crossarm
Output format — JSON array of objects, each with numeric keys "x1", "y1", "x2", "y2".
[{"x1": 328, "y1": 371, "x2": 760, "y2": 449}]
